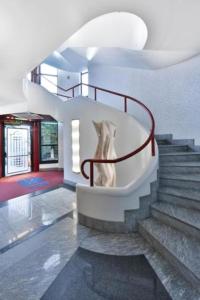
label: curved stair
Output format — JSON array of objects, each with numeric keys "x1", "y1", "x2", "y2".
[
  {"x1": 27, "y1": 79, "x2": 158, "y2": 232},
  {"x1": 139, "y1": 135, "x2": 200, "y2": 294}
]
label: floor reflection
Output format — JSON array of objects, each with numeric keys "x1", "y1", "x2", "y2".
[
  {"x1": 0, "y1": 188, "x2": 75, "y2": 251},
  {"x1": 41, "y1": 248, "x2": 172, "y2": 300},
  {"x1": 8, "y1": 196, "x2": 32, "y2": 220}
]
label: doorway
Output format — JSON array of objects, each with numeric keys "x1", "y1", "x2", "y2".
[{"x1": 4, "y1": 125, "x2": 31, "y2": 176}]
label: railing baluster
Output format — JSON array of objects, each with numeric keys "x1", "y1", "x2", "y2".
[
  {"x1": 94, "y1": 88, "x2": 97, "y2": 101},
  {"x1": 124, "y1": 97, "x2": 127, "y2": 113},
  {"x1": 90, "y1": 162, "x2": 94, "y2": 186},
  {"x1": 151, "y1": 136, "x2": 155, "y2": 156},
  {"x1": 72, "y1": 88, "x2": 75, "y2": 98}
]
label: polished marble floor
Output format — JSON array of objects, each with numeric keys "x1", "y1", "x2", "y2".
[
  {"x1": 0, "y1": 187, "x2": 200, "y2": 300},
  {"x1": 0, "y1": 187, "x2": 75, "y2": 252},
  {"x1": 42, "y1": 249, "x2": 172, "y2": 300}
]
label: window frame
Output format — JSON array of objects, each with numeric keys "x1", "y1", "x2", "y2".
[
  {"x1": 40, "y1": 121, "x2": 59, "y2": 164},
  {"x1": 81, "y1": 70, "x2": 89, "y2": 97}
]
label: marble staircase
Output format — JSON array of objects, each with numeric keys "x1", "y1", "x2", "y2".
[{"x1": 139, "y1": 135, "x2": 200, "y2": 293}]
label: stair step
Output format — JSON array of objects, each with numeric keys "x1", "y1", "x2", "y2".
[
  {"x1": 158, "y1": 187, "x2": 200, "y2": 211},
  {"x1": 155, "y1": 134, "x2": 173, "y2": 141},
  {"x1": 172, "y1": 139, "x2": 195, "y2": 147},
  {"x1": 158, "y1": 145, "x2": 190, "y2": 154},
  {"x1": 160, "y1": 161, "x2": 200, "y2": 166},
  {"x1": 160, "y1": 152, "x2": 200, "y2": 163},
  {"x1": 139, "y1": 218, "x2": 200, "y2": 291},
  {"x1": 160, "y1": 162, "x2": 200, "y2": 175},
  {"x1": 156, "y1": 135, "x2": 172, "y2": 145},
  {"x1": 151, "y1": 202, "x2": 200, "y2": 240},
  {"x1": 157, "y1": 140, "x2": 172, "y2": 145},
  {"x1": 145, "y1": 249, "x2": 200, "y2": 300},
  {"x1": 160, "y1": 174, "x2": 200, "y2": 189},
  {"x1": 159, "y1": 186, "x2": 200, "y2": 201}
]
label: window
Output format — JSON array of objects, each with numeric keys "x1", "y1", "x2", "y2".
[
  {"x1": 81, "y1": 71, "x2": 89, "y2": 97},
  {"x1": 40, "y1": 122, "x2": 58, "y2": 163},
  {"x1": 27, "y1": 72, "x2": 31, "y2": 81},
  {"x1": 40, "y1": 64, "x2": 58, "y2": 94}
]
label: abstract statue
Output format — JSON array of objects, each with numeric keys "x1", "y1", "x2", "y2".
[{"x1": 93, "y1": 120, "x2": 117, "y2": 187}]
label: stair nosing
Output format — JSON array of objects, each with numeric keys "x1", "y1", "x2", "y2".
[
  {"x1": 158, "y1": 144, "x2": 189, "y2": 147},
  {"x1": 140, "y1": 218, "x2": 200, "y2": 282},
  {"x1": 160, "y1": 175, "x2": 200, "y2": 183},
  {"x1": 151, "y1": 202, "x2": 200, "y2": 232},
  {"x1": 160, "y1": 152, "x2": 200, "y2": 156},
  {"x1": 158, "y1": 189, "x2": 200, "y2": 203},
  {"x1": 160, "y1": 163, "x2": 200, "y2": 167}
]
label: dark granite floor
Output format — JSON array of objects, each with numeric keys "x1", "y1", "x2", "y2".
[{"x1": 41, "y1": 248, "x2": 172, "y2": 300}]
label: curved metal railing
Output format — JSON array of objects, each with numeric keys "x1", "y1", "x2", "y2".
[{"x1": 37, "y1": 74, "x2": 155, "y2": 186}]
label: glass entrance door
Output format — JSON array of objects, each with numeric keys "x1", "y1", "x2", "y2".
[{"x1": 4, "y1": 125, "x2": 31, "y2": 176}]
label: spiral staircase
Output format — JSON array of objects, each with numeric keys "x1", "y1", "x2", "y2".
[
  {"x1": 24, "y1": 77, "x2": 200, "y2": 298},
  {"x1": 24, "y1": 75, "x2": 159, "y2": 232}
]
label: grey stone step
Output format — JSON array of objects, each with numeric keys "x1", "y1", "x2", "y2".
[
  {"x1": 139, "y1": 218, "x2": 200, "y2": 291},
  {"x1": 160, "y1": 152, "x2": 200, "y2": 163},
  {"x1": 158, "y1": 187, "x2": 200, "y2": 211},
  {"x1": 155, "y1": 134, "x2": 173, "y2": 141},
  {"x1": 160, "y1": 161, "x2": 200, "y2": 166},
  {"x1": 158, "y1": 186, "x2": 200, "y2": 201},
  {"x1": 158, "y1": 145, "x2": 190, "y2": 154},
  {"x1": 155, "y1": 134, "x2": 173, "y2": 145},
  {"x1": 160, "y1": 174, "x2": 200, "y2": 189},
  {"x1": 145, "y1": 248, "x2": 200, "y2": 300},
  {"x1": 172, "y1": 139, "x2": 195, "y2": 147},
  {"x1": 157, "y1": 140, "x2": 172, "y2": 145},
  {"x1": 160, "y1": 162, "x2": 200, "y2": 175},
  {"x1": 151, "y1": 202, "x2": 200, "y2": 241}
]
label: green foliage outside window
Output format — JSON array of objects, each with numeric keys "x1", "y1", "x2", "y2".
[{"x1": 40, "y1": 122, "x2": 58, "y2": 163}]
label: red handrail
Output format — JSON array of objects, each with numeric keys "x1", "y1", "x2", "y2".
[
  {"x1": 38, "y1": 74, "x2": 155, "y2": 186},
  {"x1": 80, "y1": 84, "x2": 155, "y2": 186}
]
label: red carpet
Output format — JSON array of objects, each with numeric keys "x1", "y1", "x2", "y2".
[{"x1": 0, "y1": 171, "x2": 64, "y2": 202}]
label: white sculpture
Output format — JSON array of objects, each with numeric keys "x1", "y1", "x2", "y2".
[{"x1": 93, "y1": 120, "x2": 117, "y2": 187}]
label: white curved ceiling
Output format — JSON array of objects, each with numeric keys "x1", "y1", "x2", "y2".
[
  {"x1": 0, "y1": 0, "x2": 200, "y2": 105},
  {"x1": 44, "y1": 50, "x2": 88, "y2": 72},
  {"x1": 60, "y1": 47, "x2": 198, "y2": 71},
  {"x1": 59, "y1": 12, "x2": 148, "y2": 51}
]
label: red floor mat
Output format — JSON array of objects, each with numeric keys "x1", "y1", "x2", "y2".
[{"x1": 0, "y1": 171, "x2": 64, "y2": 202}]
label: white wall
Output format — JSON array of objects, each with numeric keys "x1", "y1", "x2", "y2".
[
  {"x1": 57, "y1": 70, "x2": 80, "y2": 99},
  {"x1": 24, "y1": 81, "x2": 65, "y2": 169},
  {"x1": 63, "y1": 96, "x2": 152, "y2": 187},
  {"x1": 0, "y1": 101, "x2": 27, "y2": 115},
  {"x1": 89, "y1": 55, "x2": 200, "y2": 144},
  {"x1": 24, "y1": 81, "x2": 64, "y2": 121}
]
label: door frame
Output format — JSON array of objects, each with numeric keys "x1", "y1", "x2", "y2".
[{"x1": 4, "y1": 124, "x2": 32, "y2": 176}]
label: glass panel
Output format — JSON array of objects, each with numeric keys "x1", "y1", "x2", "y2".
[
  {"x1": 41, "y1": 75, "x2": 57, "y2": 94},
  {"x1": 40, "y1": 64, "x2": 57, "y2": 76},
  {"x1": 41, "y1": 122, "x2": 58, "y2": 145},
  {"x1": 40, "y1": 122, "x2": 58, "y2": 163},
  {"x1": 27, "y1": 72, "x2": 31, "y2": 81},
  {"x1": 82, "y1": 71, "x2": 88, "y2": 97},
  {"x1": 40, "y1": 63, "x2": 58, "y2": 93},
  {"x1": 41, "y1": 145, "x2": 58, "y2": 162},
  {"x1": 5, "y1": 125, "x2": 31, "y2": 176}
]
